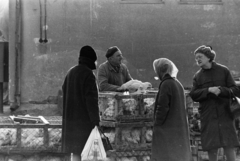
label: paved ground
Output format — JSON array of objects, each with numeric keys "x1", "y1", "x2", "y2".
[
  {"x1": 1, "y1": 105, "x2": 240, "y2": 161},
  {"x1": 0, "y1": 105, "x2": 11, "y2": 115}
]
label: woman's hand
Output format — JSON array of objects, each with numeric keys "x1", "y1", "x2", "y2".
[{"x1": 208, "y1": 86, "x2": 221, "y2": 96}]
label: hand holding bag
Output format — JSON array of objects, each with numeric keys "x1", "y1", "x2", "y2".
[
  {"x1": 98, "y1": 127, "x2": 113, "y2": 151},
  {"x1": 229, "y1": 89, "x2": 240, "y2": 118}
]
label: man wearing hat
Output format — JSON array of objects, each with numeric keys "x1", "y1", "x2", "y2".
[
  {"x1": 61, "y1": 45, "x2": 100, "y2": 160},
  {"x1": 97, "y1": 46, "x2": 132, "y2": 92}
]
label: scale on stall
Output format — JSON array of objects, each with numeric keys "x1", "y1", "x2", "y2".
[{"x1": 9, "y1": 115, "x2": 50, "y2": 124}]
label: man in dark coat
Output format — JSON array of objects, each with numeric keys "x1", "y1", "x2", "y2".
[
  {"x1": 97, "y1": 46, "x2": 132, "y2": 92},
  {"x1": 61, "y1": 45, "x2": 100, "y2": 160},
  {"x1": 189, "y1": 45, "x2": 239, "y2": 161}
]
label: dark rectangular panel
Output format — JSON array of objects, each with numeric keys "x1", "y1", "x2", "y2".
[
  {"x1": 121, "y1": 0, "x2": 164, "y2": 4},
  {"x1": 0, "y1": 42, "x2": 9, "y2": 82}
]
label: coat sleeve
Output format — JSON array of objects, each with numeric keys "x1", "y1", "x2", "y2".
[
  {"x1": 97, "y1": 65, "x2": 120, "y2": 91},
  {"x1": 85, "y1": 73, "x2": 100, "y2": 126},
  {"x1": 189, "y1": 75, "x2": 209, "y2": 102},
  {"x1": 218, "y1": 68, "x2": 239, "y2": 98},
  {"x1": 154, "y1": 82, "x2": 170, "y2": 126}
]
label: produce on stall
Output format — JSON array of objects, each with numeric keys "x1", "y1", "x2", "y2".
[{"x1": 120, "y1": 80, "x2": 152, "y2": 93}]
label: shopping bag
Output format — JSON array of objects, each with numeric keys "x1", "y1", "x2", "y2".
[
  {"x1": 98, "y1": 128, "x2": 113, "y2": 151},
  {"x1": 81, "y1": 126, "x2": 107, "y2": 161}
]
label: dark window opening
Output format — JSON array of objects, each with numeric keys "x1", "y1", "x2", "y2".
[
  {"x1": 179, "y1": 0, "x2": 223, "y2": 5},
  {"x1": 120, "y1": 0, "x2": 164, "y2": 4}
]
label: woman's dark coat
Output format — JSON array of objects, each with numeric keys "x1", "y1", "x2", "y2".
[
  {"x1": 61, "y1": 63, "x2": 100, "y2": 155},
  {"x1": 151, "y1": 74, "x2": 191, "y2": 161},
  {"x1": 189, "y1": 62, "x2": 240, "y2": 151}
]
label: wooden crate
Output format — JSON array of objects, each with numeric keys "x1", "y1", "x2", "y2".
[
  {"x1": 99, "y1": 92, "x2": 156, "y2": 122},
  {"x1": 100, "y1": 121, "x2": 153, "y2": 151},
  {"x1": 99, "y1": 90, "x2": 194, "y2": 122},
  {"x1": 0, "y1": 116, "x2": 62, "y2": 153}
]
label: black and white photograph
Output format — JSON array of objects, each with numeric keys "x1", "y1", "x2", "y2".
[{"x1": 0, "y1": 0, "x2": 240, "y2": 161}]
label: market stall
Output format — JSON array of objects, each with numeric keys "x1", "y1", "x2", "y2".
[
  {"x1": 0, "y1": 90, "x2": 231, "y2": 161},
  {"x1": 98, "y1": 90, "x2": 201, "y2": 161}
]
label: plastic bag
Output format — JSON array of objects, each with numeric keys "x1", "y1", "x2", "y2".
[{"x1": 81, "y1": 126, "x2": 107, "y2": 161}]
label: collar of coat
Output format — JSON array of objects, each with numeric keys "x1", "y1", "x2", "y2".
[
  {"x1": 158, "y1": 74, "x2": 174, "y2": 88},
  {"x1": 201, "y1": 61, "x2": 217, "y2": 72},
  {"x1": 106, "y1": 61, "x2": 123, "y2": 73}
]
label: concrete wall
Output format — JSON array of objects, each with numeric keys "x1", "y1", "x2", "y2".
[
  {"x1": 0, "y1": 0, "x2": 9, "y2": 41},
  {"x1": 8, "y1": 0, "x2": 240, "y2": 103}
]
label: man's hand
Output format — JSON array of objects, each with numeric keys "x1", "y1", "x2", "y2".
[
  {"x1": 116, "y1": 86, "x2": 125, "y2": 92},
  {"x1": 208, "y1": 86, "x2": 221, "y2": 96}
]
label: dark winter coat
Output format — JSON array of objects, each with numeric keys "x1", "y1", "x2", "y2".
[
  {"x1": 189, "y1": 62, "x2": 240, "y2": 151},
  {"x1": 61, "y1": 62, "x2": 100, "y2": 155},
  {"x1": 97, "y1": 61, "x2": 132, "y2": 91},
  {"x1": 151, "y1": 74, "x2": 191, "y2": 161}
]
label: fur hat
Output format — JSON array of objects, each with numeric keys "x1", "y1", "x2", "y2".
[
  {"x1": 194, "y1": 45, "x2": 216, "y2": 62},
  {"x1": 79, "y1": 45, "x2": 97, "y2": 62},
  {"x1": 79, "y1": 45, "x2": 97, "y2": 70},
  {"x1": 106, "y1": 46, "x2": 120, "y2": 58}
]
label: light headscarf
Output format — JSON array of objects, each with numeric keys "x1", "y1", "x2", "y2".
[{"x1": 153, "y1": 58, "x2": 178, "y2": 80}]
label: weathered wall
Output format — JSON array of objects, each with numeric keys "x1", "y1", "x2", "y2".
[
  {"x1": 8, "y1": 0, "x2": 240, "y2": 103},
  {"x1": 0, "y1": 0, "x2": 9, "y2": 41}
]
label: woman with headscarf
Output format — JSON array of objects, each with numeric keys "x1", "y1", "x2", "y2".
[
  {"x1": 151, "y1": 58, "x2": 191, "y2": 161},
  {"x1": 189, "y1": 45, "x2": 240, "y2": 161}
]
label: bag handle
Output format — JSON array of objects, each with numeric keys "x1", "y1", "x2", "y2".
[
  {"x1": 229, "y1": 89, "x2": 236, "y2": 97},
  {"x1": 98, "y1": 127, "x2": 108, "y2": 138}
]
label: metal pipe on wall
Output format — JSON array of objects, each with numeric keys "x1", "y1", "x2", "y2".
[
  {"x1": 43, "y1": 0, "x2": 48, "y2": 43},
  {"x1": 39, "y1": 0, "x2": 43, "y2": 43},
  {"x1": 10, "y1": 0, "x2": 21, "y2": 111}
]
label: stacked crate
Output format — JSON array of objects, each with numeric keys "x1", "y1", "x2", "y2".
[
  {"x1": 99, "y1": 91, "x2": 156, "y2": 161},
  {"x1": 0, "y1": 116, "x2": 62, "y2": 153}
]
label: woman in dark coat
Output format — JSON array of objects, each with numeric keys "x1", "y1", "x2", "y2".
[
  {"x1": 151, "y1": 58, "x2": 191, "y2": 161},
  {"x1": 61, "y1": 46, "x2": 100, "y2": 160},
  {"x1": 189, "y1": 45, "x2": 239, "y2": 161}
]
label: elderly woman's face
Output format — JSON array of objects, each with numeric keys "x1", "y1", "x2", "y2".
[
  {"x1": 195, "y1": 53, "x2": 210, "y2": 68},
  {"x1": 154, "y1": 63, "x2": 168, "y2": 81},
  {"x1": 155, "y1": 69, "x2": 164, "y2": 81}
]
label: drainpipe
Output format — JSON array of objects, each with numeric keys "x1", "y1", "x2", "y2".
[{"x1": 10, "y1": 0, "x2": 21, "y2": 111}]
